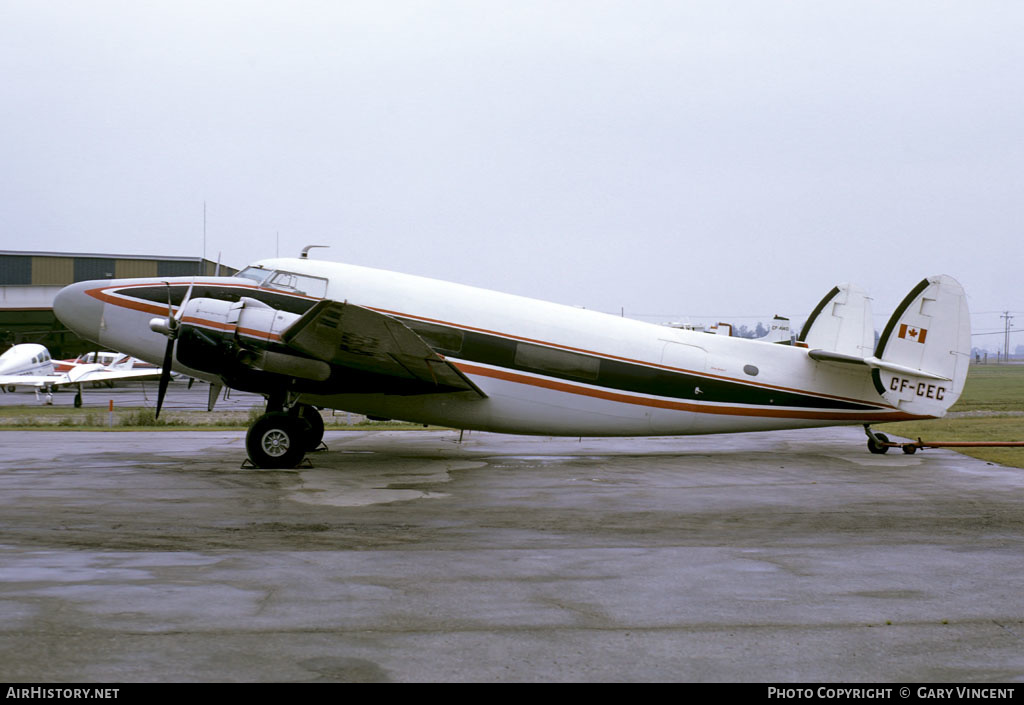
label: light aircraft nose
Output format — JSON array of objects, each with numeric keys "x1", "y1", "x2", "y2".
[{"x1": 53, "y1": 280, "x2": 106, "y2": 344}]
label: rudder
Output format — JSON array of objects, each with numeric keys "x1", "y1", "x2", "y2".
[{"x1": 874, "y1": 275, "x2": 971, "y2": 417}]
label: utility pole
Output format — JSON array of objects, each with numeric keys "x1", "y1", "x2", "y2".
[{"x1": 1001, "y1": 311, "x2": 1014, "y2": 362}]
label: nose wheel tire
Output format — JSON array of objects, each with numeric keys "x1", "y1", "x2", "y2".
[{"x1": 246, "y1": 412, "x2": 307, "y2": 468}]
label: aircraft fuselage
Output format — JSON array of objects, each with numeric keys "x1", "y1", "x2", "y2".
[{"x1": 54, "y1": 257, "x2": 919, "y2": 437}]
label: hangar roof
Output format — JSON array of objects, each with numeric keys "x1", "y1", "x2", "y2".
[{"x1": 0, "y1": 250, "x2": 237, "y2": 287}]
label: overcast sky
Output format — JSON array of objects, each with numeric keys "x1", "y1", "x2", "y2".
[{"x1": 2, "y1": 1, "x2": 1021, "y2": 348}]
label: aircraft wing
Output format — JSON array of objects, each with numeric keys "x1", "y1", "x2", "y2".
[
  {"x1": 280, "y1": 300, "x2": 486, "y2": 397},
  {"x1": 0, "y1": 365, "x2": 165, "y2": 390},
  {"x1": 66, "y1": 365, "x2": 166, "y2": 385},
  {"x1": 0, "y1": 374, "x2": 59, "y2": 389}
]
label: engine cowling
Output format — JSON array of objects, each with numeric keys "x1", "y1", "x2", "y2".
[{"x1": 169, "y1": 297, "x2": 330, "y2": 389}]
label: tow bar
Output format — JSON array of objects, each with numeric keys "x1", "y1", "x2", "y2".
[
  {"x1": 864, "y1": 425, "x2": 1024, "y2": 455},
  {"x1": 886, "y1": 439, "x2": 1024, "y2": 455}
]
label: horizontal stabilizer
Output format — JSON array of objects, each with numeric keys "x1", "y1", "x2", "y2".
[{"x1": 807, "y1": 349, "x2": 950, "y2": 381}]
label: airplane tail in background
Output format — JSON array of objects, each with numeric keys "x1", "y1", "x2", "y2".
[
  {"x1": 764, "y1": 315, "x2": 793, "y2": 344},
  {"x1": 804, "y1": 276, "x2": 971, "y2": 418},
  {"x1": 872, "y1": 275, "x2": 971, "y2": 417}
]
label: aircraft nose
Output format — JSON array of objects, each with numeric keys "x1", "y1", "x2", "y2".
[{"x1": 53, "y1": 280, "x2": 106, "y2": 344}]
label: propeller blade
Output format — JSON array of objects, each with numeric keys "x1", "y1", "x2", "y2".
[
  {"x1": 155, "y1": 338, "x2": 174, "y2": 419},
  {"x1": 164, "y1": 280, "x2": 174, "y2": 318},
  {"x1": 176, "y1": 281, "x2": 195, "y2": 323},
  {"x1": 155, "y1": 279, "x2": 195, "y2": 419}
]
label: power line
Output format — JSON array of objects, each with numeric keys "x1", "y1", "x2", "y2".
[{"x1": 972, "y1": 329, "x2": 1024, "y2": 336}]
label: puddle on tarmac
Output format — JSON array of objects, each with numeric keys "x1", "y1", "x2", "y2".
[{"x1": 288, "y1": 459, "x2": 487, "y2": 507}]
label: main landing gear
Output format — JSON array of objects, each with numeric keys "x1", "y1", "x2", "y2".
[{"x1": 245, "y1": 402, "x2": 326, "y2": 469}]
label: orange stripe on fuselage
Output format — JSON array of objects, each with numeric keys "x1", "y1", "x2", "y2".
[
  {"x1": 88, "y1": 284, "x2": 283, "y2": 341},
  {"x1": 367, "y1": 306, "x2": 894, "y2": 411},
  {"x1": 454, "y1": 362, "x2": 923, "y2": 422}
]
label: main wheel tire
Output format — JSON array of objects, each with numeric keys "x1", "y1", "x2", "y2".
[
  {"x1": 246, "y1": 412, "x2": 307, "y2": 469},
  {"x1": 867, "y1": 432, "x2": 891, "y2": 455},
  {"x1": 293, "y1": 404, "x2": 325, "y2": 451}
]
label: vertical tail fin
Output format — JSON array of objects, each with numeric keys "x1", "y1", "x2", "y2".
[
  {"x1": 874, "y1": 275, "x2": 971, "y2": 417},
  {"x1": 763, "y1": 315, "x2": 792, "y2": 344},
  {"x1": 797, "y1": 283, "x2": 874, "y2": 357}
]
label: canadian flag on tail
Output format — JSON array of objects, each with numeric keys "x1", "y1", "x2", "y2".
[{"x1": 898, "y1": 323, "x2": 928, "y2": 344}]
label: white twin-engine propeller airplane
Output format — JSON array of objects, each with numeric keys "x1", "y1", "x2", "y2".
[
  {"x1": 52, "y1": 253, "x2": 971, "y2": 468},
  {"x1": 0, "y1": 342, "x2": 164, "y2": 405}
]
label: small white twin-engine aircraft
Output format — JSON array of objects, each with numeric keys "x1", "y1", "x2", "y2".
[
  {"x1": 0, "y1": 343, "x2": 165, "y2": 405},
  {"x1": 53, "y1": 350, "x2": 160, "y2": 374},
  {"x1": 52, "y1": 252, "x2": 971, "y2": 468}
]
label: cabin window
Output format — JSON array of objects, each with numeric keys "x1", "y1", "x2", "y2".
[
  {"x1": 743, "y1": 364, "x2": 759, "y2": 376},
  {"x1": 514, "y1": 343, "x2": 600, "y2": 381},
  {"x1": 405, "y1": 320, "x2": 464, "y2": 354}
]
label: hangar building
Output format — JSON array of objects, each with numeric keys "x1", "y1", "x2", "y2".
[{"x1": 0, "y1": 250, "x2": 236, "y2": 356}]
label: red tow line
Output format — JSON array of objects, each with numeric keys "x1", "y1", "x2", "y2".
[{"x1": 885, "y1": 439, "x2": 1024, "y2": 454}]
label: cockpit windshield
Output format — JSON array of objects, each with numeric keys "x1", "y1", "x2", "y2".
[
  {"x1": 235, "y1": 266, "x2": 273, "y2": 285},
  {"x1": 234, "y1": 266, "x2": 328, "y2": 299}
]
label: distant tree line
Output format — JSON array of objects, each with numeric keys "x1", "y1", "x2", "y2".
[{"x1": 732, "y1": 322, "x2": 770, "y2": 339}]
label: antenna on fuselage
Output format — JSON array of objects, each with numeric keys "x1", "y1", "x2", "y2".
[{"x1": 300, "y1": 245, "x2": 329, "y2": 259}]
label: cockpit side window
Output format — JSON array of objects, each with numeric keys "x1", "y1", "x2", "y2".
[
  {"x1": 262, "y1": 270, "x2": 328, "y2": 299},
  {"x1": 234, "y1": 266, "x2": 327, "y2": 298}
]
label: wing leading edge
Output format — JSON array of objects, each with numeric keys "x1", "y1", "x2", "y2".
[
  {"x1": 0, "y1": 365, "x2": 164, "y2": 390},
  {"x1": 280, "y1": 300, "x2": 486, "y2": 397}
]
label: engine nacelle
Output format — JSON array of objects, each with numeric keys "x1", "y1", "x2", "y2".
[{"x1": 170, "y1": 297, "x2": 330, "y2": 387}]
